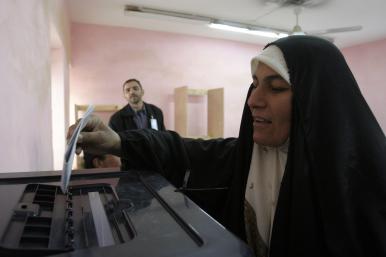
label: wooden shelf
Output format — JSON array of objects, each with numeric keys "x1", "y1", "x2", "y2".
[
  {"x1": 75, "y1": 104, "x2": 121, "y2": 121},
  {"x1": 174, "y1": 86, "x2": 224, "y2": 138}
]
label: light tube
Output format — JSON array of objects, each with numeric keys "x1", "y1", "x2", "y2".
[{"x1": 209, "y1": 23, "x2": 288, "y2": 38}]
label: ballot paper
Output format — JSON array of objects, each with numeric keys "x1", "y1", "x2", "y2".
[{"x1": 61, "y1": 105, "x2": 95, "y2": 193}]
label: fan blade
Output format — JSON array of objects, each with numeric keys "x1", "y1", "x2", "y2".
[{"x1": 307, "y1": 25, "x2": 362, "y2": 35}]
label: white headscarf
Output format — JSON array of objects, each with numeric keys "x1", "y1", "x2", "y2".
[
  {"x1": 251, "y1": 45, "x2": 290, "y2": 84},
  {"x1": 245, "y1": 45, "x2": 290, "y2": 249}
]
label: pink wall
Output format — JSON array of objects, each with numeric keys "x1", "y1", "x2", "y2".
[
  {"x1": 0, "y1": 0, "x2": 53, "y2": 172},
  {"x1": 70, "y1": 23, "x2": 263, "y2": 137},
  {"x1": 0, "y1": 0, "x2": 71, "y2": 173},
  {"x1": 342, "y1": 38, "x2": 386, "y2": 133},
  {"x1": 70, "y1": 23, "x2": 386, "y2": 140}
]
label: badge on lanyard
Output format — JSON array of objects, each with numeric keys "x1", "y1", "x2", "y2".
[{"x1": 150, "y1": 115, "x2": 158, "y2": 130}]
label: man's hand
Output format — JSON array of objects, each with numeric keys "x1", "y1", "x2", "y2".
[{"x1": 67, "y1": 114, "x2": 121, "y2": 156}]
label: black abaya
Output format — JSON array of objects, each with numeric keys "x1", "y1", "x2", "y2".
[{"x1": 119, "y1": 36, "x2": 386, "y2": 257}]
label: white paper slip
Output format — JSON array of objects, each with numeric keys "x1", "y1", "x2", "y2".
[{"x1": 60, "y1": 105, "x2": 95, "y2": 193}]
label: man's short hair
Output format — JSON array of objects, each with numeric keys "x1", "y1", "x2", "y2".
[{"x1": 123, "y1": 78, "x2": 142, "y2": 90}]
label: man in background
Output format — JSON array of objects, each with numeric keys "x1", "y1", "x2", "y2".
[{"x1": 109, "y1": 78, "x2": 165, "y2": 132}]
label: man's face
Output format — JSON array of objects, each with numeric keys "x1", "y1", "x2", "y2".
[
  {"x1": 247, "y1": 63, "x2": 292, "y2": 146},
  {"x1": 123, "y1": 81, "x2": 144, "y2": 105}
]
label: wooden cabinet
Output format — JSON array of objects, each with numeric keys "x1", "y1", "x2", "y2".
[
  {"x1": 174, "y1": 86, "x2": 224, "y2": 138},
  {"x1": 75, "y1": 104, "x2": 121, "y2": 124}
]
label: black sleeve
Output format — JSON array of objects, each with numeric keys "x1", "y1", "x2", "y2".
[
  {"x1": 118, "y1": 129, "x2": 238, "y2": 218},
  {"x1": 119, "y1": 129, "x2": 189, "y2": 185}
]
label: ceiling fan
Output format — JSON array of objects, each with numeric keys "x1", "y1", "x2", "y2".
[
  {"x1": 124, "y1": 5, "x2": 362, "y2": 40},
  {"x1": 287, "y1": 7, "x2": 362, "y2": 40}
]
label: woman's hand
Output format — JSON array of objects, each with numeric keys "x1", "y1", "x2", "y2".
[{"x1": 67, "y1": 114, "x2": 121, "y2": 156}]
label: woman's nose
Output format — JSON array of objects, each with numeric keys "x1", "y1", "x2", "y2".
[{"x1": 247, "y1": 87, "x2": 266, "y2": 109}]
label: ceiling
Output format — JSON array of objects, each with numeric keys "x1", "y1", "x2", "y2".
[{"x1": 68, "y1": 0, "x2": 386, "y2": 48}]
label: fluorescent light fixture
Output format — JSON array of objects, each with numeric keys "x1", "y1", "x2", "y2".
[
  {"x1": 209, "y1": 23, "x2": 288, "y2": 38},
  {"x1": 209, "y1": 23, "x2": 249, "y2": 33},
  {"x1": 124, "y1": 5, "x2": 289, "y2": 39},
  {"x1": 125, "y1": 5, "x2": 211, "y2": 22}
]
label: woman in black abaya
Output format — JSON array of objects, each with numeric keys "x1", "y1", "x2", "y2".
[{"x1": 71, "y1": 36, "x2": 386, "y2": 257}]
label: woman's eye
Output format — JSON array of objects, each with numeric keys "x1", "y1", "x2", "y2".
[
  {"x1": 269, "y1": 81, "x2": 290, "y2": 92},
  {"x1": 271, "y1": 87, "x2": 289, "y2": 92}
]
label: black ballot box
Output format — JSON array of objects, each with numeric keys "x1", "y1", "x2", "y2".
[{"x1": 0, "y1": 169, "x2": 253, "y2": 257}]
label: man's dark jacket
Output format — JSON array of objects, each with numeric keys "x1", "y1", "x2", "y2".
[{"x1": 109, "y1": 102, "x2": 165, "y2": 132}]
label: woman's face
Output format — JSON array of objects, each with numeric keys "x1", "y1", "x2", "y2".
[{"x1": 247, "y1": 62, "x2": 292, "y2": 146}]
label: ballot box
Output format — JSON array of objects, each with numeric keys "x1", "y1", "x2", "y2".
[{"x1": 0, "y1": 169, "x2": 253, "y2": 257}]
